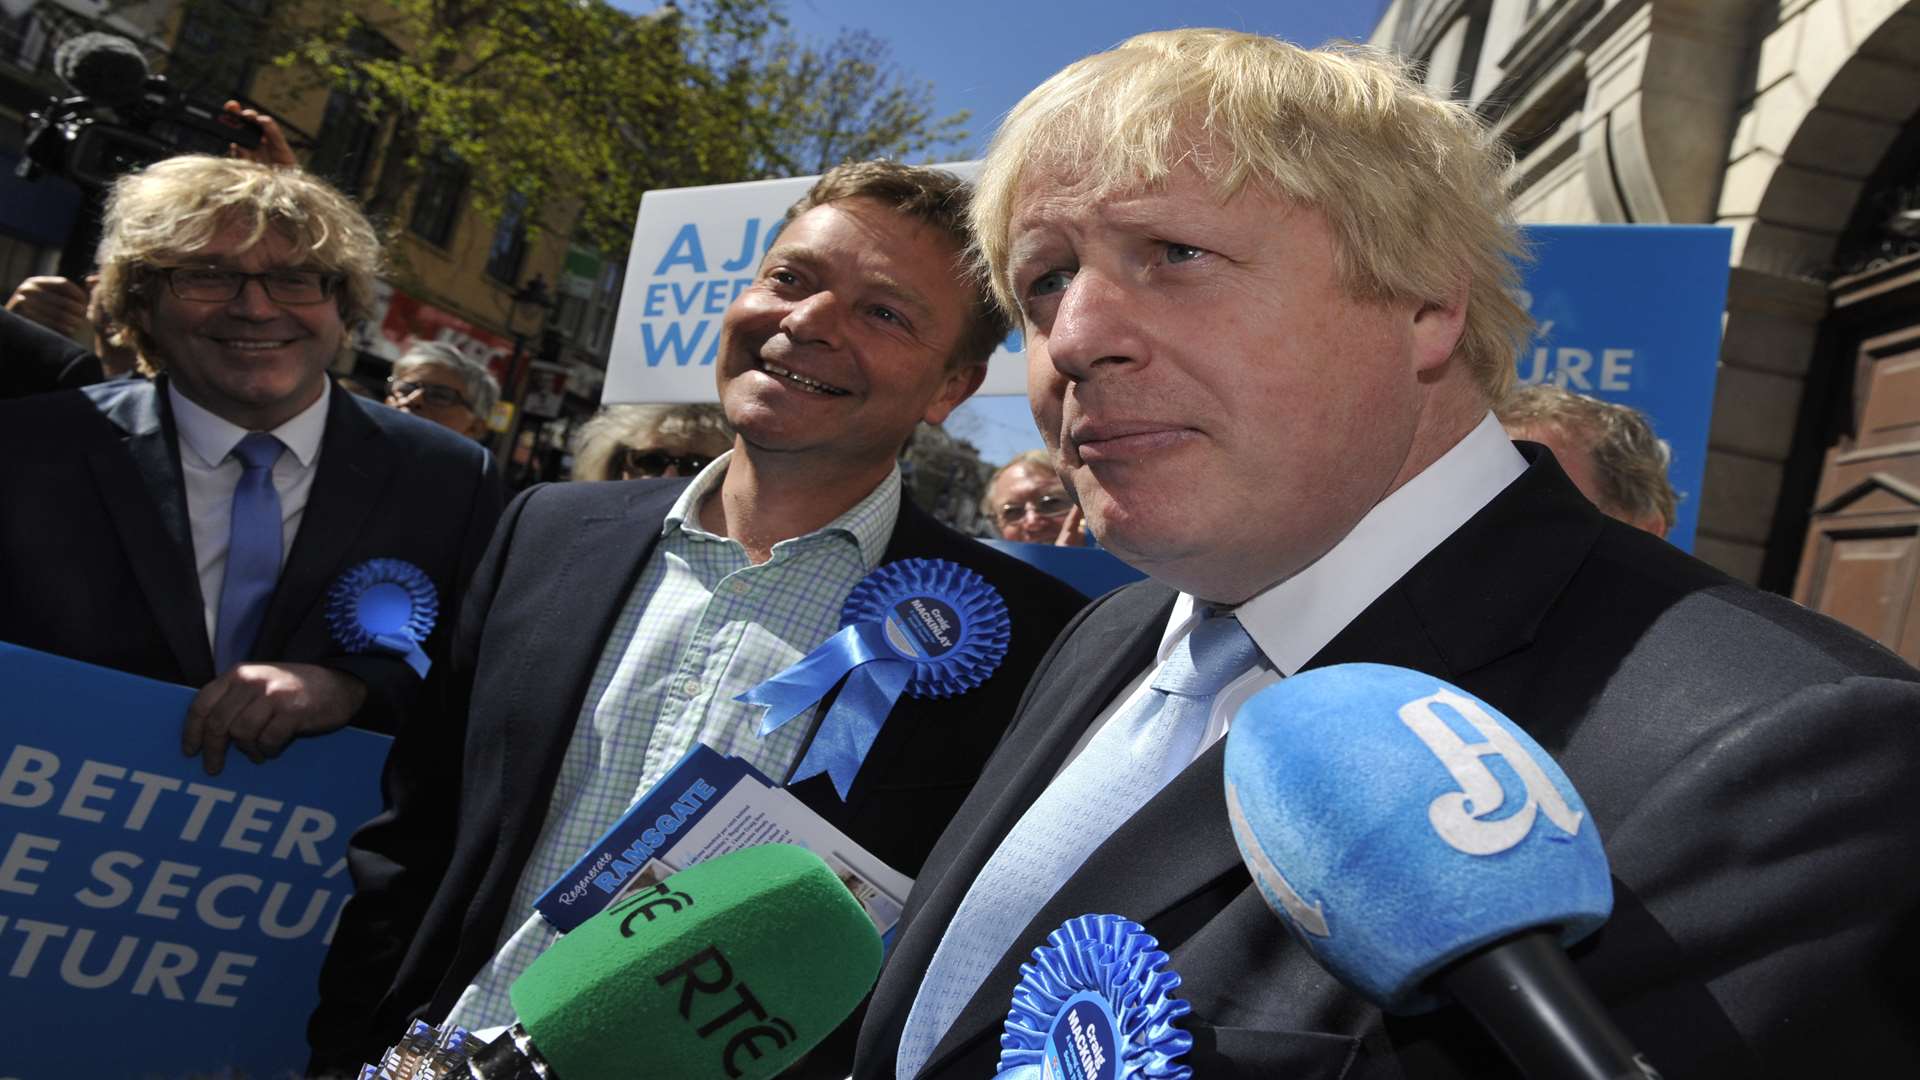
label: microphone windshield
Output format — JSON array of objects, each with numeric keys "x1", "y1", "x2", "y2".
[
  {"x1": 53, "y1": 32, "x2": 151, "y2": 108},
  {"x1": 1223, "y1": 663, "x2": 1610, "y2": 1012},
  {"x1": 509, "y1": 843, "x2": 883, "y2": 1079}
]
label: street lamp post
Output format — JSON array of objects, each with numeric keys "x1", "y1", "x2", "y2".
[{"x1": 497, "y1": 273, "x2": 554, "y2": 466}]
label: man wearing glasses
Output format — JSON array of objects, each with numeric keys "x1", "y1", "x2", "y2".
[
  {"x1": 0, "y1": 154, "x2": 504, "y2": 774},
  {"x1": 982, "y1": 449, "x2": 1087, "y2": 545},
  {"x1": 385, "y1": 341, "x2": 500, "y2": 442}
]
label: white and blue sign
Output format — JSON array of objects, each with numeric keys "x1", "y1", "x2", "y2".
[
  {"x1": 0, "y1": 643, "x2": 390, "y2": 1079},
  {"x1": 1517, "y1": 225, "x2": 1731, "y2": 551}
]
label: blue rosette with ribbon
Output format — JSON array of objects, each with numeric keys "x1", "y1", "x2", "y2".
[
  {"x1": 738, "y1": 557, "x2": 1010, "y2": 799},
  {"x1": 324, "y1": 558, "x2": 439, "y2": 677},
  {"x1": 997, "y1": 914, "x2": 1194, "y2": 1080}
]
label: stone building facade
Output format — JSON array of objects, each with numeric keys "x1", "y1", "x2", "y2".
[{"x1": 1374, "y1": 0, "x2": 1920, "y2": 660}]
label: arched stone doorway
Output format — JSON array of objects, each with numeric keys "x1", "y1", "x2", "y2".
[{"x1": 1717, "y1": 0, "x2": 1920, "y2": 660}]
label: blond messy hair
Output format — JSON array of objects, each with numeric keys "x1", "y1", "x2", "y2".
[
  {"x1": 569, "y1": 403, "x2": 735, "y2": 483},
  {"x1": 94, "y1": 155, "x2": 384, "y2": 369},
  {"x1": 970, "y1": 29, "x2": 1533, "y2": 399}
]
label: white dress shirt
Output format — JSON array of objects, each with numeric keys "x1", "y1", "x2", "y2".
[
  {"x1": 1057, "y1": 411, "x2": 1528, "y2": 772},
  {"x1": 169, "y1": 383, "x2": 330, "y2": 649}
]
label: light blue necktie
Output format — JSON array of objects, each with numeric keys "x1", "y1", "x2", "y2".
[
  {"x1": 896, "y1": 611, "x2": 1261, "y2": 1077},
  {"x1": 213, "y1": 432, "x2": 285, "y2": 673}
]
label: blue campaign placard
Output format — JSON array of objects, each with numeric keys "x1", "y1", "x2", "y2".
[
  {"x1": 0, "y1": 643, "x2": 390, "y2": 1079},
  {"x1": 1516, "y1": 225, "x2": 1731, "y2": 551},
  {"x1": 979, "y1": 541, "x2": 1146, "y2": 599}
]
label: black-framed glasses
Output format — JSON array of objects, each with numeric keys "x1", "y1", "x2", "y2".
[
  {"x1": 996, "y1": 493, "x2": 1073, "y2": 524},
  {"x1": 387, "y1": 378, "x2": 472, "y2": 411},
  {"x1": 157, "y1": 266, "x2": 343, "y2": 305},
  {"x1": 618, "y1": 447, "x2": 713, "y2": 478}
]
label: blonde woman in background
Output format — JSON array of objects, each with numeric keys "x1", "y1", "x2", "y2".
[{"x1": 569, "y1": 403, "x2": 733, "y2": 481}]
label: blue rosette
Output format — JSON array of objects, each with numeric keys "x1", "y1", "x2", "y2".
[
  {"x1": 325, "y1": 558, "x2": 439, "y2": 677},
  {"x1": 738, "y1": 558, "x2": 1010, "y2": 799},
  {"x1": 998, "y1": 914, "x2": 1194, "y2": 1080}
]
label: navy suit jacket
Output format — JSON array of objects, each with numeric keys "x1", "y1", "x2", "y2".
[
  {"x1": 0, "y1": 306, "x2": 103, "y2": 398},
  {"x1": 308, "y1": 475, "x2": 1088, "y2": 1070},
  {"x1": 855, "y1": 448, "x2": 1920, "y2": 1080},
  {"x1": 0, "y1": 376, "x2": 504, "y2": 734}
]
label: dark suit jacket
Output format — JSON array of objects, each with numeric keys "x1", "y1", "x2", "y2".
[
  {"x1": 308, "y1": 476, "x2": 1088, "y2": 1069},
  {"x1": 1, "y1": 305, "x2": 104, "y2": 398},
  {"x1": 856, "y1": 448, "x2": 1920, "y2": 1080},
  {"x1": 0, "y1": 376, "x2": 505, "y2": 733}
]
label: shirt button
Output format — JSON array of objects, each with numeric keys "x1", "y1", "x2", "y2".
[
  {"x1": 681, "y1": 677, "x2": 702, "y2": 697},
  {"x1": 728, "y1": 578, "x2": 751, "y2": 596}
]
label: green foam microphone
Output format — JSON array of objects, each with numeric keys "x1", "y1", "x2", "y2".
[{"x1": 468, "y1": 843, "x2": 884, "y2": 1079}]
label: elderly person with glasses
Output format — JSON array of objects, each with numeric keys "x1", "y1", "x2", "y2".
[
  {"x1": 385, "y1": 340, "x2": 499, "y2": 442},
  {"x1": 981, "y1": 449, "x2": 1086, "y2": 545}
]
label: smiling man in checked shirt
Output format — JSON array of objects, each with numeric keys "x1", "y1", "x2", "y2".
[{"x1": 306, "y1": 161, "x2": 1087, "y2": 1075}]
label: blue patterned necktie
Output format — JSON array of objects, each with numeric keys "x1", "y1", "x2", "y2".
[
  {"x1": 213, "y1": 432, "x2": 285, "y2": 673},
  {"x1": 896, "y1": 611, "x2": 1262, "y2": 1077}
]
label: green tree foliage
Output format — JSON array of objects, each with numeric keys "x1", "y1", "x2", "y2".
[
  {"x1": 736, "y1": 29, "x2": 971, "y2": 176},
  {"x1": 169, "y1": 0, "x2": 968, "y2": 255}
]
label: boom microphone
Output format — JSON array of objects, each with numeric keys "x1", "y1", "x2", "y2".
[
  {"x1": 373, "y1": 844, "x2": 884, "y2": 1079},
  {"x1": 1222, "y1": 663, "x2": 1656, "y2": 1080}
]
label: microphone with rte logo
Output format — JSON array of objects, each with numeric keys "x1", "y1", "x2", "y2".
[
  {"x1": 1222, "y1": 663, "x2": 1659, "y2": 1080},
  {"x1": 359, "y1": 843, "x2": 883, "y2": 1079}
]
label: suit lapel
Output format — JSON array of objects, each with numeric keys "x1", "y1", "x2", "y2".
[
  {"x1": 920, "y1": 589, "x2": 1461, "y2": 1067},
  {"x1": 254, "y1": 386, "x2": 390, "y2": 659},
  {"x1": 934, "y1": 586, "x2": 1173, "y2": 884},
  {"x1": 494, "y1": 481, "x2": 684, "y2": 861},
  {"x1": 86, "y1": 380, "x2": 214, "y2": 684},
  {"x1": 1311, "y1": 443, "x2": 1600, "y2": 680},
  {"x1": 915, "y1": 449, "x2": 1603, "y2": 1073},
  {"x1": 879, "y1": 584, "x2": 1174, "y2": 1075}
]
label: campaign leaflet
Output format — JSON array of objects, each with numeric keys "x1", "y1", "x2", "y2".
[{"x1": 534, "y1": 743, "x2": 910, "y2": 939}]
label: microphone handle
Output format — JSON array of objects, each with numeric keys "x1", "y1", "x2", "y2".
[
  {"x1": 467, "y1": 1024, "x2": 557, "y2": 1079},
  {"x1": 1438, "y1": 931, "x2": 1659, "y2": 1080}
]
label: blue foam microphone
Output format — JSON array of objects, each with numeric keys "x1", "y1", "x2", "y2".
[{"x1": 1223, "y1": 663, "x2": 1656, "y2": 1080}]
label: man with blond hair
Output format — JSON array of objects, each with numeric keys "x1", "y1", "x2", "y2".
[
  {"x1": 857, "y1": 30, "x2": 1920, "y2": 1079},
  {"x1": 1498, "y1": 383, "x2": 1678, "y2": 538},
  {"x1": 0, "y1": 155, "x2": 502, "y2": 772}
]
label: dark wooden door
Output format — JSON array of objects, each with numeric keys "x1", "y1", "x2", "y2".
[{"x1": 1794, "y1": 317, "x2": 1920, "y2": 664}]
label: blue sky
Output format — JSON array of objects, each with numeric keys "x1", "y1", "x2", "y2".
[
  {"x1": 623, "y1": 1, "x2": 1391, "y2": 463},
  {"x1": 779, "y1": 1, "x2": 1391, "y2": 160}
]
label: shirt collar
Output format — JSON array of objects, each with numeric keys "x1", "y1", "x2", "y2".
[
  {"x1": 169, "y1": 379, "x2": 330, "y2": 469},
  {"x1": 1160, "y1": 410, "x2": 1526, "y2": 674},
  {"x1": 663, "y1": 450, "x2": 901, "y2": 570}
]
